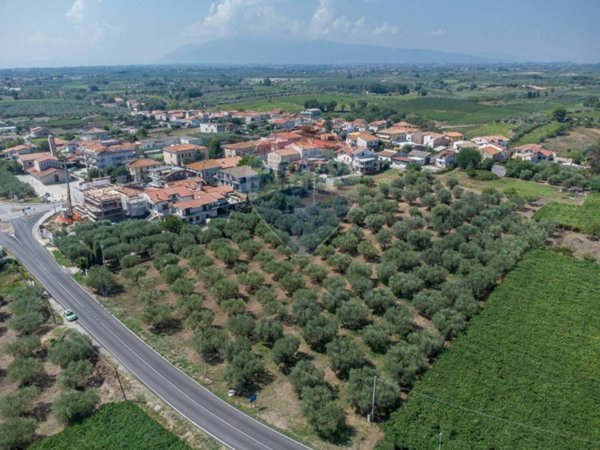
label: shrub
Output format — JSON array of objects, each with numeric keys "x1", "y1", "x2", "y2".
[
  {"x1": 289, "y1": 360, "x2": 326, "y2": 395},
  {"x1": 170, "y1": 278, "x2": 194, "y2": 296},
  {"x1": 7, "y1": 357, "x2": 44, "y2": 386},
  {"x1": 336, "y1": 303, "x2": 369, "y2": 330},
  {"x1": 326, "y1": 337, "x2": 366, "y2": 380},
  {"x1": 195, "y1": 327, "x2": 229, "y2": 361},
  {"x1": 85, "y1": 266, "x2": 118, "y2": 294},
  {"x1": 47, "y1": 332, "x2": 93, "y2": 369},
  {"x1": 303, "y1": 315, "x2": 338, "y2": 352},
  {"x1": 300, "y1": 386, "x2": 346, "y2": 440},
  {"x1": 141, "y1": 303, "x2": 176, "y2": 332},
  {"x1": 384, "y1": 343, "x2": 428, "y2": 386},
  {"x1": 59, "y1": 360, "x2": 94, "y2": 390},
  {"x1": 224, "y1": 342, "x2": 264, "y2": 393},
  {"x1": 362, "y1": 324, "x2": 392, "y2": 353},
  {"x1": 0, "y1": 387, "x2": 39, "y2": 418},
  {"x1": 6, "y1": 334, "x2": 42, "y2": 357},
  {"x1": 185, "y1": 308, "x2": 215, "y2": 331},
  {"x1": 7, "y1": 311, "x2": 46, "y2": 335},
  {"x1": 364, "y1": 288, "x2": 395, "y2": 315},
  {"x1": 0, "y1": 417, "x2": 37, "y2": 450},
  {"x1": 161, "y1": 264, "x2": 185, "y2": 284},
  {"x1": 53, "y1": 389, "x2": 99, "y2": 425},
  {"x1": 272, "y1": 335, "x2": 300, "y2": 370},
  {"x1": 346, "y1": 367, "x2": 398, "y2": 417},
  {"x1": 254, "y1": 319, "x2": 283, "y2": 346}
]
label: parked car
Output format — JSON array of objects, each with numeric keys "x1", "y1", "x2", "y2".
[{"x1": 63, "y1": 309, "x2": 78, "y2": 322}]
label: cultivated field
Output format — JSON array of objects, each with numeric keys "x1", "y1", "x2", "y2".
[{"x1": 381, "y1": 249, "x2": 600, "y2": 450}]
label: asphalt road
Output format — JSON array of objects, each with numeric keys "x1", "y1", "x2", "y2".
[{"x1": 0, "y1": 216, "x2": 310, "y2": 450}]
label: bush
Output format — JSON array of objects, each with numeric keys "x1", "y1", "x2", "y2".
[
  {"x1": 120, "y1": 254, "x2": 141, "y2": 268},
  {"x1": 289, "y1": 359, "x2": 326, "y2": 395},
  {"x1": 224, "y1": 342, "x2": 264, "y2": 393},
  {"x1": 303, "y1": 315, "x2": 338, "y2": 352},
  {"x1": 7, "y1": 311, "x2": 46, "y2": 335},
  {"x1": 161, "y1": 264, "x2": 185, "y2": 284},
  {"x1": 227, "y1": 314, "x2": 256, "y2": 339},
  {"x1": 326, "y1": 337, "x2": 366, "y2": 380},
  {"x1": 53, "y1": 389, "x2": 99, "y2": 425},
  {"x1": 336, "y1": 302, "x2": 369, "y2": 330},
  {"x1": 141, "y1": 303, "x2": 176, "y2": 332},
  {"x1": 48, "y1": 331, "x2": 94, "y2": 369},
  {"x1": 254, "y1": 319, "x2": 283, "y2": 346},
  {"x1": 7, "y1": 357, "x2": 45, "y2": 386},
  {"x1": 170, "y1": 278, "x2": 194, "y2": 296},
  {"x1": 185, "y1": 308, "x2": 214, "y2": 331},
  {"x1": 292, "y1": 289, "x2": 320, "y2": 326},
  {"x1": 59, "y1": 360, "x2": 94, "y2": 390},
  {"x1": 362, "y1": 324, "x2": 392, "y2": 353},
  {"x1": 0, "y1": 387, "x2": 39, "y2": 418},
  {"x1": 384, "y1": 343, "x2": 428, "y2": 386},
  {"x1": 85, "y1": 266, "x2": 118, "y2": 294},
  {"x1": 363, "y1": 288, "x2": 395, "y2": 315},
  {"x1": 272, "y1": 335, "x2": 300, "y2": 370},
  {"x1": 195, "y1": 327, "x2": 229, "y2": 361},
  {"x1": 0, "y1": 417, "x2": 37, "y2": 450},
  {"x1": 346, "y1": 367, "x2": 398, "y2": 417},
  {"x1": 300, "y1": 386, "x2": 346, "y2": 439}
]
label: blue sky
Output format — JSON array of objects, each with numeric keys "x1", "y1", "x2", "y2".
[{"x1": 0, "y1": 0, "x2": 598, "y2": 67}]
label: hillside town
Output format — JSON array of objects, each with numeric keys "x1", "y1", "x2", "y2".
[{"x1": 0, "y1": 101, "x2": 583, "y2": 225}]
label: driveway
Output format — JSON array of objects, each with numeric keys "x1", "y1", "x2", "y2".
[{"x1": 17, "y1": 174, "x2": 81, "y2": 203}]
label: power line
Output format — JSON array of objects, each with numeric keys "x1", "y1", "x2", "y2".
[{"x1": 399, "y1": 388, "x2": 600, "y2": 446}]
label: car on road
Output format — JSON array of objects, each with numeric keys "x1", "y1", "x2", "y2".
[{"x1": 63, "y1": 309, "x2": 78, "y2": 322}]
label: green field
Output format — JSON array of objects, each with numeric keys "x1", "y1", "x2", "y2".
[
  {"x1": 227, "y1": 94, "x2": 560, "y2": 125},
  {"x1": 381, "y1": 249, "x2": 600, "y2": 450},
  {"x1": 31, "y1": 402, "x2": 190, "y2": 450},
  {"x1": 535, "y1": 193, "x2": 600, "y2": 235},
  {"x1": 513, "y1": 121, "x2": 567, "y2": 146},
  {"x1": 443, "y1": 169, "x2": 580, "y2": 204}
]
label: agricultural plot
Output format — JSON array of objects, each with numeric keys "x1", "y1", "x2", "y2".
[
  {"x1": 251, "y1": 186, "x2": 349, "y2": 253},
  {"x1": 381, "y1": 249, "x2": 600, "y2": 450},
  {"x1": 534, "y1": 193, "x2": 600, "y2": 235},
  {"x1": 31, "y1": 402, "x2": 190, "y2": 450},
  {"x1": 53, "y1": 171, "x2": 550, "y2": 448}
]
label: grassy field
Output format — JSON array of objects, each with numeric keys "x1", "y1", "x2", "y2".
[
  {"x1": 226, "y1": 94, "x2": 560, "y2": 125},
  {"x1": 0, "y1": 99, "x2": 106, "y2": 118},
  {"x1": 442, "y1": 169, "x2": 582, "y2": 204},
  {"x1": 512, "y1": 121, "x2": 567, "y2": 146},
  {"x1": 31, "y1": 402, "x2": 191, "y2": 450},
  {"x1": 535, "y1": 193, "x2": 600, "y2": 236},
  {"x1": 460, "y1": 123, "x2": 515, "y2": 139},
  {"x1": 380, "y1": 249, "x2": 600, "y2": 450},
  {"x1": 544, "y1": 127, "x2": 600, "y2": 154}
]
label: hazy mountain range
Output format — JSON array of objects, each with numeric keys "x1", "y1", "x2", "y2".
[{"x1": 160, "y1": 38, "x2": 495, "y2": 65}]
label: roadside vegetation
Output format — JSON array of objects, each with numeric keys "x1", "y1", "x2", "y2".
[
  {"x1": 0, "y1": 160, "x2": 36, "y2": 200},
  {"x1": 52, "y1": 170, "x2": 552, "y2": 448},
  {"x1": 380, "y1": 249, "x2": 600, "y2": 450}
]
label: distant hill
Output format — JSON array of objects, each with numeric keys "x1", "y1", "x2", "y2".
[{"x1": 160, "y1": 38, "x2": 493, "y2": 65}]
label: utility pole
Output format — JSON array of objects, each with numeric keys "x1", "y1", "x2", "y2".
[{"x1": 370, "y1": 375, "x2": 377, "y2": 423}]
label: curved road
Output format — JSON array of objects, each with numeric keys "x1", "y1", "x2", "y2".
[{"x1": 0, "y1": 216, "x2": 310, "y2": 450}]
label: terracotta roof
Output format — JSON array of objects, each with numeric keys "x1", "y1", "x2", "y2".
[
  {"x1": 18, "y1": 152, "x2": 57, "y2": 163},
  {"x1": 128, "y1": 158, "x2": 160, "y2": 169},
  {"x1": 444, "y1": 131, "x2": 464, "y2": 138},
  {"x1": 272, "y1": 148, "x2": 300, "y2": 157},
  {"x1": 186, "y1": 157, "x2": 241, "y2": 172},
  {"x1": 479, "y1": 145, "x2": 502, "y2": 156},
  {"x1": 164, "y1": 144, "x2": 207, "y2": 153},
  {"x1": 357, "y1": 132, "x2": 379, "y2": 142},
  {"x1": 27, "y1": 167, "x2": 62, "y2": 179}
]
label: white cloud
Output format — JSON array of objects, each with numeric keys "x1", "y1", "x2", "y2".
[
  {"x1": 429, "y1": 29, "x2": 444, "y2": 37},
  {"x1": 66, "y1": 0, "x2": 85, "y2": 23},
  {"x1": 183, "y1": 0, "x2": 398, "y2": 43}
]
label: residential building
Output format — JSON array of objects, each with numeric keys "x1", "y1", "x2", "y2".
[
  {"x1": 83, "y1": 142, "x2": 138, "y2": 170},
  {"x1": 223, "y1": 140, "x2": 271, "y2": 159},
  {"x1": 478, "y1": 145, "x2": 510, "y2": 162},
  {"x1": 186, "y1": 157, "x2": 241, "y2": 180},
  {"x1": 407, "y1": 149, "x2": 432, "y2": 166},
  {"x1": 199, "y1": 122, "x2": 226, "y2": 134},
  {"x1": 17, "y1": 152, "x2": 59, "y2": 171},
  {"x1": 215, "y1": 166, "x2": 260, "y2": 193},
  {"x1": 80, "y1": 127, "x2": 109, "y2": 141},
  {"x1": 301, "y1": 108, "x2": 322, "y2": 119},
  {"x1": 443, "y1": 131, "x2": 464, "y2": 143},
  {"x1": 29, "y1": 126, "x2": 49, "y2": 138},
  {"x1": 512, "y1": 144, "x2": 556, "y2": 163},
  {"x1": 347, "y1": 132, "x2": 380, "y2": 149},
  {"x1": 369, "y1": 120, "x2": 388, "y2": 132},
  {"x1": 1, "y1": 143, "x2": 36, "y2": 159},
  {"x1": 337, "y1": 146, "x2": 380, "y2": 174},
  {"x1": 267, "y1": 148, "x2": 301, "y2": 171},
  {"x1": 163, "y1": 144, "x2": 209, "y2": 166},
  {"x1": 376, "y1": 149, "x2": 400, "y2": 162},
  {"x1": 128, "y1": 158, "x2": 161, "y2": 183},
  {"x1": 435, "y1": 149, "x2": 456, "y2": 168}
]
